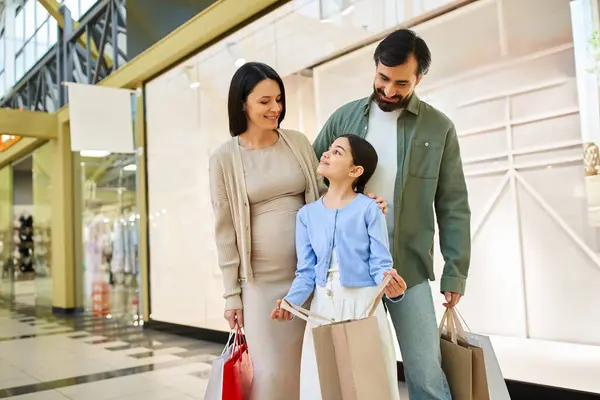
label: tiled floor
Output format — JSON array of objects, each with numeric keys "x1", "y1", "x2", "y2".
[{"x1": 0, "y1": 299, "x2": 408, "y2": 399}]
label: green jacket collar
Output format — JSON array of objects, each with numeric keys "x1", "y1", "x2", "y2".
[{"x1": 361, "y1": 92, "x2": 421, "y2": 117}]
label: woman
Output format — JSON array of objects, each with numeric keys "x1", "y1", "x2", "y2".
[{"x1": 209, "y1": 62, "x2": 385, "y2": 400}]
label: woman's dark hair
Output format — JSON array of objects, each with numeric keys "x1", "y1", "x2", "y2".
[
  {"x1": 227, "y1": 62, "x2": 286, "y2": 136},
  {"x1": 340, "y1": 134, "x2": 378, "y2": 194},
  {"x1": 374, "y1": 29, "x2": 431, "y2": 76}
]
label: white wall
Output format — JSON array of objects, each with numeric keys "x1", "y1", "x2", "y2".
[
  {"x1": 145, "y1": 60, "x2": 319, "y2": 331},
  {"x1": 145, "y1": 0, "x2": 597, "y2": 349},
  {"x1": 315, "y1": 0, "x2": 600, "y2": 346}
]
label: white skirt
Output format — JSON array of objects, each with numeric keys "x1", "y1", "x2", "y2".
[{"x1": 299, "y1": 270, "x2": 401, "y2": 400}]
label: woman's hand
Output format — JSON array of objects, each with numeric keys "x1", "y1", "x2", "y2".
[
  {"x1": 384, "y1": 269, "x2": 407, "y2": 298},
  {"x1": 224, "y1": 309, "x2": 244, "y2": 329},
  {"x1": 270, "y1": 299, "x2": 293, "y2": 321},
  {"x1": 367, "y1": 193, "x2": 388, "y2": 215}
]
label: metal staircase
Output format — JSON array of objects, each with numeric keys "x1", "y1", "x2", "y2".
[{"x1": 0, "y1": 0, "x2": 127, "y2": 112}]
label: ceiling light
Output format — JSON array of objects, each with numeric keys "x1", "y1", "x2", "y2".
[
  {"x1": 123, "y1": 164, "x2": 137, "y2": 172},
  {"x1": 190, "y1": 81, "x2": 200, "y2": 89},
  {"x1": 80, "y1": 150, "x2": 111, "y2": 158},
  {"x1": 234, "y1": 58, "x2": 246, "y2": 68},
  {"x1": 341, "y1": 5, "x2": 355, "y2": 16}
]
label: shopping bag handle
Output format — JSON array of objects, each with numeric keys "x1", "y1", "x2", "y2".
[
  {"x1": 448, "y1": 307, "x2": 468, "y2": 339},
  {"x1": 362, "y1": 274, "x2": 393, "y2": 318},
  {"x1": 229, "y1": 323, "x2": 248, "y2": 359},
  {"x1": 438, "y1": 307, "x2": 468, "y2": 344},
  {"x1": 221, "y1": 329, "x2": 236, "y2": 355},
  {"x1": 454, "y1": 307, "x2": 472, "y2": 332},
  {"x1": 280, "y1": 299, "x2": 334, "y2": 325},
  {"x1": 438, "y1": 308, "x2": 456, "y2": 343}
]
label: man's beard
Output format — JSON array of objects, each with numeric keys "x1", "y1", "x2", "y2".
[{"x1": 371, "y1": 87, "x2": 411, "y2": 112}]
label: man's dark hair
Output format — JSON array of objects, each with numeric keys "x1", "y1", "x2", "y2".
[
  {"x1": 374, "y1": 29, "x2": 431, "y2": 76},
  {"x1": 339, "y1": 134, "x2": 378, "y2": 194},
  {"x1": 227, "y1": 62, "x2": 286, "y2": 137}
]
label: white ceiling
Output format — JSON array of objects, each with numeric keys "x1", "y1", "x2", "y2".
[
  {"x1": 152, "y1": 0, "x2": 575, "y2": 111},
  {"x1": 153, "y1": 0, "x2": 461, "y2": 93}
]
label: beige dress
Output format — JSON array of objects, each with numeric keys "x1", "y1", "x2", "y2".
[{"x1": 240, "y1": 136, "x2": 307, "y2": 400}]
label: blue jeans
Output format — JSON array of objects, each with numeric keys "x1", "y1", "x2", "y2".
[{"x1": 385, "y1": 280, "x2": 452, "y2": 400}]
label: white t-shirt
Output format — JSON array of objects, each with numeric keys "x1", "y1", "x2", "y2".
[{"x1": 364, "y1": 102, "x2": 402, "y2": 250}]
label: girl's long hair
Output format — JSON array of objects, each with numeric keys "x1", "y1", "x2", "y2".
[{"x1": 339, "y1": 134, "x2": 378, "y2": 194}]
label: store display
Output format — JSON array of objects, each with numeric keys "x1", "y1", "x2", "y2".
[
  {"x1": 83, "y1": 206, "x2": 139, "y2": 283},
  {"x1": 33, "y1": 223, "x2": 51, "y2": 276},
  {"x1": 13, "y1": 213, "x2": 35, "y2": 274},
  {"x1": 0, "y1": 230, "x2": 11, "y2": 279}
]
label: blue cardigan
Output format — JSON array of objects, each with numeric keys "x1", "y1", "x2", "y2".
[{"x1": 284, "y1": 194, "x2": 402, "y2": 306}]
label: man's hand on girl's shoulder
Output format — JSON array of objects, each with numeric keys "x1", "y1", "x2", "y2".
[{"x1": 366, "y1": 192, "x2": 388, "y2": 214}]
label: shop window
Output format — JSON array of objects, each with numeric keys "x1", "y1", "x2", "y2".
[
  {"x1": 79, "y1": 153, "x2": 141, "y2": 317},
  {"x1": 145, "y1": 0, "x2": 599, "y2": 392},
  {"x1": 0, "y1": 166, "x2": 13, "y2": 301}
]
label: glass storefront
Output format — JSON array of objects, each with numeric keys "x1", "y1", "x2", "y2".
[
  {"x1": 144, "y1": 0, "x2": 597, "y2": 392},
  {"x1": 0, "y1": 166, "x2": 13, "y2": 302},
  {"x1": 31, "y1": 143, "x2": 53, "y2": 307},
  {"x1": 0, "y1": 142, "x2": 54, "y2": 307},
  {"x1": 78, "y1": 152, "x2": 141, "y2": 319}
]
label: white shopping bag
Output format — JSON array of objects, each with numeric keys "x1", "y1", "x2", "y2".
[
  {"x1": 453, "y1": 309, "x2": 511, "y2": 400},
  {"x1": 204, "y1": 331, "x2": 235, "y2": 400},
  {"x1": 464, "y1": 332, "x2": 511, "y2": 400}
]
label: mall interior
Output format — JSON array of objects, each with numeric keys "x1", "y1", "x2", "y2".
[{"x1": 0, "y1": 0, "x2": 599, "y2": 399}]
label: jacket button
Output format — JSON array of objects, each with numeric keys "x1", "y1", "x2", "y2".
[
  {"x1": 425, "y1": 142, "x2": 429, "y2": 147},
  {"x1": 326, "y1": 289, "x2": 332, "y2": 298}
]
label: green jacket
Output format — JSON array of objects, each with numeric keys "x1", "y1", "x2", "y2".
[{"x1": 312, "y1": 94, "x2": 471, "y2": 294}]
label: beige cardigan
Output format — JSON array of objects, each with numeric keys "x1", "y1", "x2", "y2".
[{"x1": 209, "y1": 129, "x2": 324, "y2": 310}]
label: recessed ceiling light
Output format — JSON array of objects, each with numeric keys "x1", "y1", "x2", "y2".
[{"x1": 80, "y1": 150, "x2": 111, "y2": 158}]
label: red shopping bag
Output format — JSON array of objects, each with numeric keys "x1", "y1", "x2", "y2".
[{"x1": 222, "y1": 325, "x2": 253, "y2": 400}]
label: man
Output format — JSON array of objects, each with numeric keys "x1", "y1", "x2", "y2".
[{"x1": 313, "y1": 29, "x2": 471, "y2": 400}]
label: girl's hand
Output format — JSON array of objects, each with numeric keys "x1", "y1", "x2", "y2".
[
  {"x1": 384, "y1": 270, "x2": 407, "y2": 298},
  {"x1": 270, "y1": 299, "x2": 293, "y2": 321}
]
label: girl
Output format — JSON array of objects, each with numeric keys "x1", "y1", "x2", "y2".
[{"x1": 270, "y1": 134, "x2": 406, "y2": 400}]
